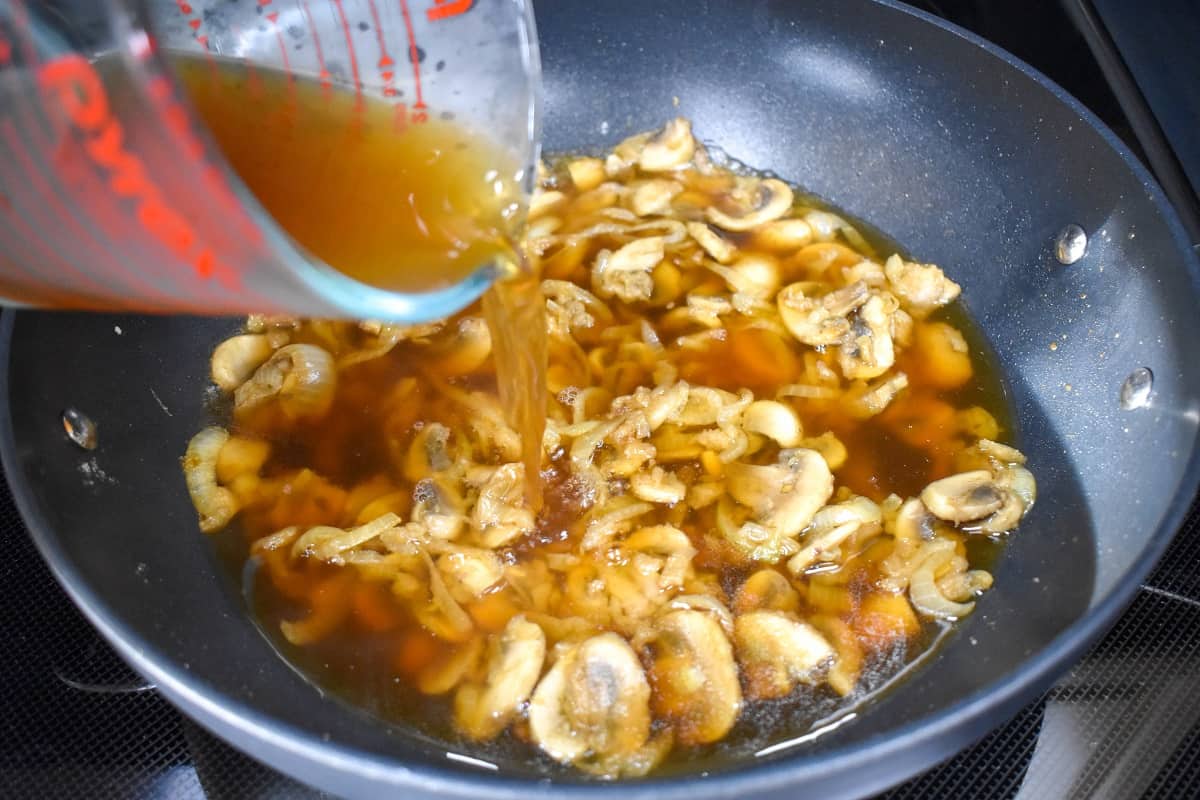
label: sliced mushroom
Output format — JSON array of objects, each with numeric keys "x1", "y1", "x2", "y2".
[
  {"x1": 182, "y1": 427, "x2": 238, "y2": 533},
  {"x1": 529, "y1": 632, "x2": 652, "y2": 765},
  {"x1": 843, "y1": 259, "x2": 887, "y2": 287},
  {"x1": 529, "y1": 189, "x2": 567, "y2": 220},
  {"x1": 606, "y1": 132, "x2": 653, "y2": 179},
  {"x1": 754, "y1": 218, "x2": 814, "y2": 251},
  {"x1": 543, "y1": 279, "x2": 614, "y2": 339},
  {"x1": 680, "y1": 293, "x2": 735, "y2": 328},
  {"x1": 777, "y1": 281, "x2": 868, "y2": 346},
  {"x1": 631, "y1": 179, "x2": 683, "y2": 217},
  {"x1": 723, "y1": 449, "x2": 834, "y2": 560},
  {"x1": 687, "y1": 221, "x2": 736, "y2": 263},
  {"x1": 630, "y1": 467, "x2": 687, "y2": 505},
  {"x1": 621, "y1": 524, "x2": 697, "y2": 588},
  {"x1": 418, "y1": 636, "x2": 484, "y2": 696},
  {"x1": 415, "y1": 550, "x2": 476, "y2": 642},
  {"x1": 677, "y1": 386, "x2": 741, "y2": 427},
  {"x1": 838, "y1": 293, "x2": 896, "y2": 380},
  {"x1": 234, "y1": 343, "x2": 336, "y2": 421},
  {"x1": 662, "y1": 594, "x2": 735, "y2": 637},
  {"x1": 215, "y1": 436, "x2": 271, "y2": 485},
  {"x1": 893, "y1": 496, "x2": 935, "y2": 551},
  {"x1": 706, "y1": 177, "x2": 794, "y2": 232},
  {"x1": 978, "y1": 465, "x2": 1036, "y2": 533},
  {"x1": 884, "y1": 254, "x2": 961, "y2": 316},
  {"x1": 210, "y1": 334, "x2": 278, "y2": 392},
  {"x1": 977, "y1": 439, "x2": 1027, "y2": 466},
  {"x1": 638, "y1": 118, "x2": 696, "y2": 172},
  {"x1": 567, "y1": 157, "x2": 607, "y2": 192},
  {"x1": 455, "y1": 615, "x2": 546, "y2": 739},
  {"x1": 337, "y1": 322, "x2": 437, "y2": 369},
  {"x1": 787, "y1": 494, "x2": 883, "y2": 573},
  {"x1": 742, "y1": 400, "x2": 803, "y2": 447},
  {"x1": 438, "y1": 546, "x2": 505, "y2": 598},
  {"x1": 998, "y1": 464, "x2": 1037, "y2": 508},
  {"x1": 404, "y1": 422, "x2": 453, "y2": 483},
  {"x1": 472, "y1": 463, "x2": 536, "y2": 547},
  {"x1": 422, "y1": 317, "x2": 492, "y2": 377},
  {"x1": 803, "y1": 209, "x2": 843, "y2": 242},
  {"x1": 734, "y1": 610, "x2": 835, "y2": 699},
  {"x1": 413, "y1": 477, "x2": 467, "y2": 541},
  {"x1": 734, "y1": 569, "x2": 801, "y2": 614},
  {"x1": 920, "y1": 470, "x2": 1004, "y2": 524},
  {"x1": 592, "y1": 236, "x2": 665, "y2": 303},
  {"x1": 709, "y1": 254, "x2": 781, "y2": 298},
  {"x1": 649, "y1": 609, "x2": 742, "y2": 745},
  {"x1": 799, "y1": 432, "x2": 848, "y2": 471},
  {"x1": 844, "y1": 372, "x2": 909, "y2": 418}
]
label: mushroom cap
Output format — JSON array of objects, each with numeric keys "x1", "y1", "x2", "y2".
[
  {"x1": 734, "y1": 610, "x2": 835, "y2": 699},
  {"x1": 707, "y1": 177, "x2": 795, "y2": 232},
  {"x1": 529, "y1": 633, "x2": 652, "y2": 764},
  {"x1": 650, "y1": 609, "x2": 742, "y2": 745},
  {"x1": 920, "y1": 470, "x2": 1004, "y2": 523}
]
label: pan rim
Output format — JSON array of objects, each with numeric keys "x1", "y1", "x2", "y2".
[{"x1": 3, "y1": 0, "x2": 1200, "y2": 796}]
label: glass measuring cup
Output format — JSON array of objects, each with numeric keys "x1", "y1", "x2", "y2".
[{"x1": 0, "y1": 0, "x2": 540, "y2": 321}]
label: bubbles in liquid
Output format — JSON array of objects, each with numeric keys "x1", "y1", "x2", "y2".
[
  {"x1": 413, "y1": 479, "x2": 437, "y2": 505},
  {"x1": 62, "y1": 408, "x2": 98, "y2": 450}
]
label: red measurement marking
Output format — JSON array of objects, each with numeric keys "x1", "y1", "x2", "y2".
[
  {"x1": 257, "y1": 7, "x2": 292, "y2": 84},
  {"x1": 1, "y1": 121, "x2": 132, "y2": 300},
  {"x1": 397, "y1": 0, "x2": 426, "y2": 114},
  {"x1": 366, "y1": 0, "x2": 399, "y2": 97},
  {"x1": 173, "y1": 0, "x2": 211, "y2": 51},
  {"x1": 427, "y1": 0, "x2": 473, "y2": 22},
  {"x1": 332, "y1": 0, "x2": 363, "y2": 104},
  {"x1": 149, "y1": 76, "x2": 206, "y2": 163},
  {"x1": 0, "y1": 102, "x2": 152, "y2": 311},
  {"x1": 37, "y1": 55, "x2": 241, "y2": 291},
  {"x1": 301, "y1": 2, "x2": 332, "y2": 88},
  {"x1": 0, "y1": 126, "x2": 105, "y2": 299}
]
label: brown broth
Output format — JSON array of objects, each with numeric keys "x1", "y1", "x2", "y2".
[{"x1": 199, "y1": 102, "x2": 1017, "y2": 772}]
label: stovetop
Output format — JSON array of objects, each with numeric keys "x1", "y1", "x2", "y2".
[{"x1": 2, "y1": 1, "x2": 1198, "y2": 798}]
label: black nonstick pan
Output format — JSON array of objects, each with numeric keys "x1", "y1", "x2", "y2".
[{"x1": 3, "y1": 0, "x2": 1199, "y2": 798}]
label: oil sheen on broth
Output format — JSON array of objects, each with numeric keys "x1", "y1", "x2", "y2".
[{"x1": 185, "y1": 106, "x2": 1037, "y2": 777}]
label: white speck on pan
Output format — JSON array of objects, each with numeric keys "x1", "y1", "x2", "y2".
[{"x1": 150, "y1": 388, "x2": 173, "y2": 417}]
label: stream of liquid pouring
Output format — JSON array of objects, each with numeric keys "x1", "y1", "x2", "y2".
[
  {"x1": 483, "y1": 261, "x2": 547, "y2": 511},
  {"x1": 175, "y1": 56, "x2": 547, "y2": 503}
]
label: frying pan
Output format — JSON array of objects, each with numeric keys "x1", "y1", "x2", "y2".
[{"x1": 4, "y1": 0, "x2": 1199, "y2": 797}]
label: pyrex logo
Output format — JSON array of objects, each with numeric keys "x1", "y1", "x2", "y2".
[{"x1": 37, "y1": 55, "x2": 240, "y2": 290}]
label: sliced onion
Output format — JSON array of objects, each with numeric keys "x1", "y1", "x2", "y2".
[
  {"x1": 235, "y1": 344, "x2": 336, "y2": 421},
  {"x1": 182, "y1": 427, "x2": 238, "y2": 533},
  {"x1": 908, "y1": 541, "x2": 975, "y2": 619}
]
